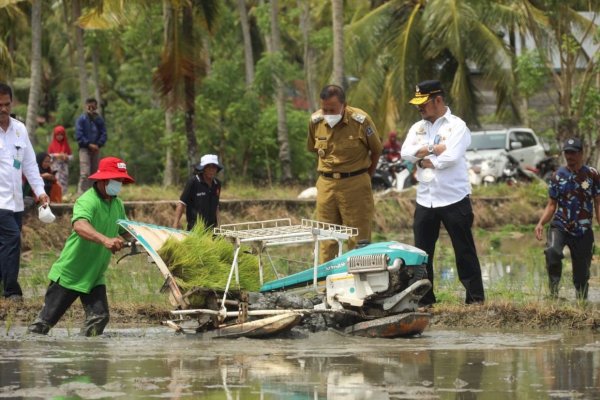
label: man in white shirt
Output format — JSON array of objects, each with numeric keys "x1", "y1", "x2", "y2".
[
  {"x1": 0, "y1": 83, "x2": 49, "y2": 301},
  {"x1": 400, "y1": 80, "x2": 484, "y2": 307}
]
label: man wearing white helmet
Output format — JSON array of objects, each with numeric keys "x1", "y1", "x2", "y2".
[{"x1": 173, "y1": 154, "x2": 223, "y2": 230}]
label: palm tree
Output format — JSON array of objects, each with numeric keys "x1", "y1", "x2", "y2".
[
  {"x1": 72, "y1": 0, "x2": 89, "y2": 106},
  {"x1": 521, "y1": 0, "x2": 599, "y2": 141},
  {"x1": 76, "y1": 0, "x2": 220, "y2": 176},
  {"x1": 162, "y1": 0, "x2": 176, "y2": 187},
  {"x1": 25, "y1": 0, "x2": 42, "y2": 143},
  {"x1": 153, "y1": 0, "x2": 220, "y2": 173},
  {"x1": 268, "y1": 0, "x2": 292, "y2": 182},
  {"x1": 299, "y1": 0, "x2": 318, "y2": 112},
  {"x1": 331, "y1": 0, "x2": 344, "y2": 88},
  {"x1": 237, "y1": 0, "x2": 254, "y2": 87},
  {"x1": 343, "y1": 0, "x2": 517, "y2": 133},
  {"x1": 0, "y1": 2, "x2": 28, "y2": 81}
]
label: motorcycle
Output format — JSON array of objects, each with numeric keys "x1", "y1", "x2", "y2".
[
  {"x1": 498, "y1": 154, "x2": 538, "y2": 185},
  {"x1": 468, "y1": 152, "x2": 538, "y2": 186},
  {"x1": 533, "y1": 155, "x2": 559, "y2": 182},
  {"x1": 371, "y1": 153, "x2": 415, "y2": 192}
]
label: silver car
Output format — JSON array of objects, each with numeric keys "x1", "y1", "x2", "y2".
[{"x1": 466, "y1": 128, "x2": 546, "y2": 185}]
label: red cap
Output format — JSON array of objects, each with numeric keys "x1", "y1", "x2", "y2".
[
  {"x1": 53, "y1": 125, "x2": 66, "y2": 135},
  {"x1": 88, "y1": 157, "x2": 135, "y2": 184}
]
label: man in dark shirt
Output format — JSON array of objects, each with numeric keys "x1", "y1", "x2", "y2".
[
  {"x1": 535, "y1": 138, "x2": 600, "y2": 300},
  {"x1": 173, "y1": 154, "x2": 222, "y2": 230},
  {"x1": 75, "y1": 98, "x2": 107, "y2": 194}
]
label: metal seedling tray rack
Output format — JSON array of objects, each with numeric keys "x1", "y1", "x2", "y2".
[{"x1": 213, "y1": 218, "x2": 358, "y2": 314}]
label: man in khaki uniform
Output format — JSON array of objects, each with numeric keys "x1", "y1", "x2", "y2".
[{"x1": 307, "y1": 85, "x2": 382, "y2": 263}]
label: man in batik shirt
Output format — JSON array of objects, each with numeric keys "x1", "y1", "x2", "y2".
[{"x1": 534, "y1": 138, "x2": 600, "y2": 300}]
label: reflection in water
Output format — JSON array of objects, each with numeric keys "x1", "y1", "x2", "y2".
[{"x1": 1, "y1": 328, "x2": 599, "y2": 399}]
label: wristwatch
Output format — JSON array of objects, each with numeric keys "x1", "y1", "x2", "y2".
[{"x1": 427, "y1": 144, "x2": 435, "y2": 155}]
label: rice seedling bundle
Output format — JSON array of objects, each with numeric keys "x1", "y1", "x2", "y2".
[{"x1": 158, "y1": 224, "x2": 272, "y2": 293}]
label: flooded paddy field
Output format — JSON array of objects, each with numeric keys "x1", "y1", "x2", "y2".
[
  {"x1": 1, "y1": 326, "x2": 599, "y2": 399},
  {"x1": 4, "y1": 227, "x2": 599, "y2": 399}
]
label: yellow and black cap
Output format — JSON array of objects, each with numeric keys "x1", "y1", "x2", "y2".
[{"x1": 409, "y1": 80, "x2": 444, "y2": 105}]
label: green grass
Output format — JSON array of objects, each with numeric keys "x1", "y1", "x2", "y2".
[{"x1": 63, "y1": 181, "x2": 308, "y2": 202}]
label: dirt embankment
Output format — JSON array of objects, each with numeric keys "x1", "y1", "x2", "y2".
[{"x1": 20, "y1": 194, "x2": 542, "y2": 251}]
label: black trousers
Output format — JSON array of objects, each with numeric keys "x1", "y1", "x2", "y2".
[
  {"x1": 28, "y1": 281, "x2": 110, "y2": 337},
  {"x1": 545, "y1": 227, "x2": 594, "y2": 299},
  {"x1": 0, "y1": 209, "x2": 23, "y2": 297},
  {"x1": 414, "y1": 196, "x2": 485, "y2": 305}
]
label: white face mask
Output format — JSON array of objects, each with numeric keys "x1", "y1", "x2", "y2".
[
  {"x1": 106, "y1": 179, "x2": 122, "y2": 196},
  {"x1": 324, "y1": 114, "x2": 342, "y2": 128}
]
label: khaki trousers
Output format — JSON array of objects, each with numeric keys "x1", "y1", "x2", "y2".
[
  {"x1": 316, "y1": 172, "x2": 374, "y2": 263},
  {"x1": 78, "y1": 148, "x2": 100, "y2": 193}
]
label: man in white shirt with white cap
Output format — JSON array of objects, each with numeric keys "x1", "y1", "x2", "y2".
[
  {"x1": 0, "y1": 82, "x2": 49, "y2": 301},
  {"x1": 401, "y1": 80, "x2": 484, "y2": 308}
]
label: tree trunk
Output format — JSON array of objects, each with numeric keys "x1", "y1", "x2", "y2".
[
  {"x1": 61, "y1": 0, "x2": 75, "y2": 66},
  {"x1": 162, "y1": 0, "x2": 177, "y2": 187},
  {"x1": 182, "y1": 3, "x2": 198, "y2": 172},
  {"x1": 512, "y1": 27, "x2": 528, "y2": 126},
  {"x1": 202, "y1": 35, "x2": 211, "y2": 75},
  {"x1": 270, "y1": 0, "x2": 292, "y2": 182},
  {"x1": 25, "y1": 0, "x2": 42, "y2": 143},
  {"x1": 91, "y1": 47, "x2": 103, "y2": 115},
  {"x1": 331, "y1": 0, "x2": 344, "y2": 88},
  {"x1": 237, "y1": 0, "x2": 254, "y2": 87},
  {"x1": 72, "y1": 0, "x2": 88, "y2": 106},
  {"x1": 300, "y1": 0, "x2": 318, "y2": 112},
  {"x1": 163, "y1": 105, "x2": 176, "y2": 187}
]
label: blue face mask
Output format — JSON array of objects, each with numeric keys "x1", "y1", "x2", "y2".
[{"x1": 106, "y1": 179, "x2": 122, "y2": 196}]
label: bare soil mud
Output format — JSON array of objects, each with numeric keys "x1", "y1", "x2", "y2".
[{"x1": 3, "y1": 296, "x2": 598, "y2": 333}]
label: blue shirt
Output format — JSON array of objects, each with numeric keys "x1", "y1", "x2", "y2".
[
  {"x1": 548, "y1": 165, "x2": 600, "y2": 237},
  {"x1": 75, "y1": 113, "x2": 107, "y2": 149}
]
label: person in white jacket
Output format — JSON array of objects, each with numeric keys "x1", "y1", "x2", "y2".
[
  {"x1": 400, "y1": 80, "x2": 484, "y2": 308},
  {"x1": 0, "y1": 82, "x2": 49, "y2": 301}
]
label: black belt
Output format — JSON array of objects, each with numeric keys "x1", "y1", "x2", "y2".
[{"x1": 320, "y1": 168, "x2": 368, "y2": 179}]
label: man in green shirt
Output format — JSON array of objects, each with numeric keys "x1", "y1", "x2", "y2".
[{"x1": 28, "y1": 157, "x2": 134, "y2": 336}]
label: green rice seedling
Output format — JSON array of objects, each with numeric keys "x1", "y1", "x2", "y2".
[
  {"x1": 157, "y1": 223, "x2": 264, "y2": 293},
  {"x1": 4, "y1": 313, "x2": 13, "y2": 335}
]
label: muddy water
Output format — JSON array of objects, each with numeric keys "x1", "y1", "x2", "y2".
[{"x1": 1, "y1": 326, "x2": 599, "y2": 399}]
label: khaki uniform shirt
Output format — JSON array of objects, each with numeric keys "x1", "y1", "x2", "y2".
[{"x1": 307, "y1": 105, "x2": 382, "y2": 173}]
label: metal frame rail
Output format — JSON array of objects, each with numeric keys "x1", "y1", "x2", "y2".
[{"x1": 213, "y1": 218, "x2": 357, "y2": 319}]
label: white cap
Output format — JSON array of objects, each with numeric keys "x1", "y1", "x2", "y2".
[
  {"x1": 196, "y1": 154, "x2": 223, "y2": 172},
  {"x1": 38, "y1": 205, "x2": 56, "y2": 224}
]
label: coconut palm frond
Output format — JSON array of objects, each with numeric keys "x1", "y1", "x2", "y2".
[
  {"x1": 192, "y1": 0, "x2": 220, "y2": 33},
  {"x1": 344, "y1": 0, "x2": 426, "y2": 131},
  {"x1": 77, "y1": 0, "x2": 131, "y2": 29},
  {"x1": 449, "y1": 63, "x2": 479, "y2": 124},
  {"x1": 0, "y1": 41, "x2": 14, "y2": 80},
  {"x1": 0, "y1": 0, "x2": 23, "y2": 10},
  {"x1": 349, "y1": 53, "x2": 395, "y2": 132},
  {"x1": 153, "y1": 10, "x2": 194, "y2": 110},
  {"x1": 389, "y1": 1, "x2": 426, "y2": 109}
]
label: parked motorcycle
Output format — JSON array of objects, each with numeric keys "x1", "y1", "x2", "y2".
[
  {"x1": 498, "y1": 154, "x2": 538, "y2": 185},
  {"x1": 371, "y1": 154, "x2": 415, "y2": 192},
  {"x1": 533, "y1": 155, "x2": 559, "y2": 182},
  {"x1": 468, "y1": 152, "x2": 539, "y2": 186}
]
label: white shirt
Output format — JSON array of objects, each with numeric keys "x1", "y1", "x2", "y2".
[
  {"x1": 0, "y1": 117, "x2": 46, "y2": 212},
  {"x1": 401, "y1": 107, "x2": 471, "y2": 208}
]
